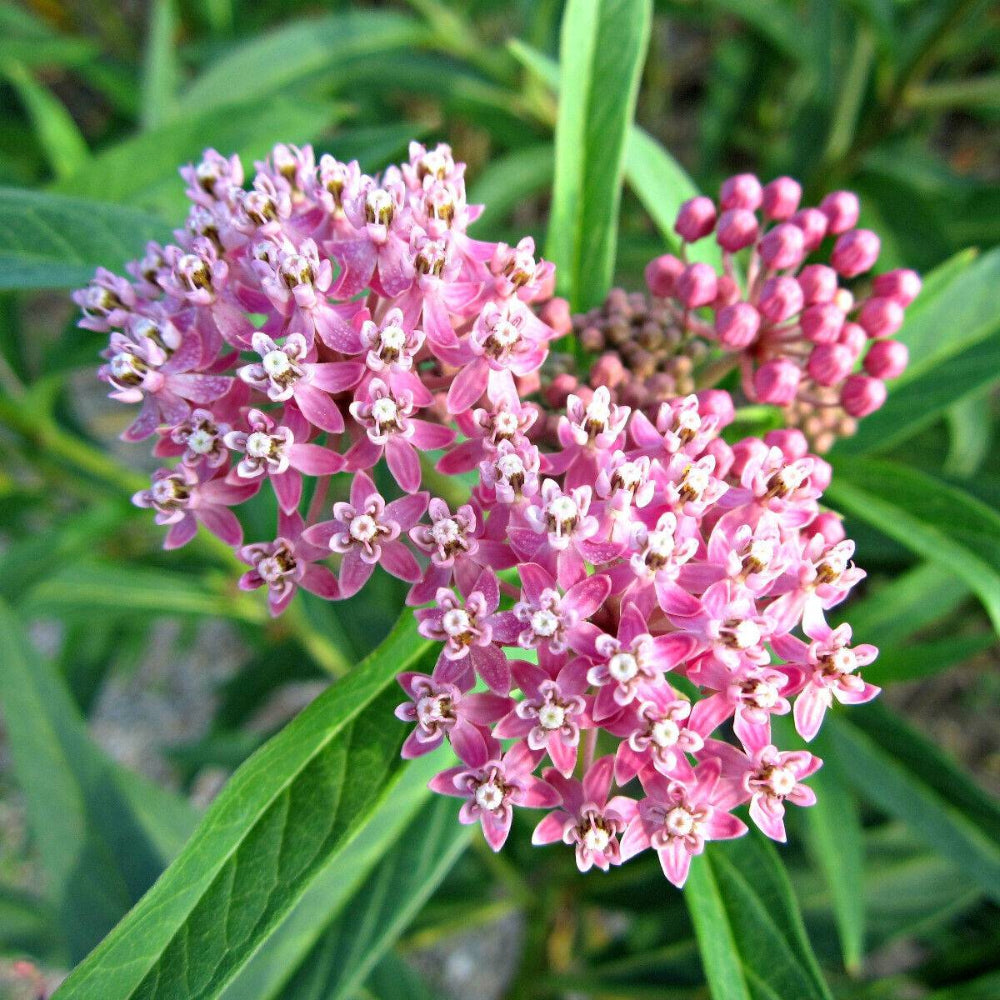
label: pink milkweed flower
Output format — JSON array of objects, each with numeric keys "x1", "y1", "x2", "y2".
[
  {"x1": 162, "y1": 406, "x2": 232, "y2": 470},
  {"x1": 587, "y1": 604, "x2": 697, "y2": 722},
  {"x1": 74, "y1": 267, "x2": 138, "y2": 332},
  {"x1": 723, "y1": 743, "x2": 822, "y2": 842},
  {"x1": 333, "y1": 175, "x2": 413, "y2": 297},
  {"x1": 346, "y1": 378, "x2": 455, "y2": 493},
  {"x1": 416, "y1": 569, "x2": 514, "y2": 695},
  {"x1": 307, "y1": 154, "x2": 362, "y2": 234},
  {"x1": 653, "y1": 452, "x2": 729, "y2": 519},
  {"x1": 494, "y1": 658, "x2": 591, "y2": 777},
  {"x1": 446, "y1": 300, "x2": 552, "y2": 414},
  {"x1": 99, "y1": 319, "x2": 231, "y2": 442},
  {"x1": 532, "y1": 756, "x2": 638, "y2": 871},
  {"x1": 674, "y1": 579, "x2": 772, "y2": 672},
  {"x1": 407, "y1": 499, "x2": 515, "y2": 605},
  {"x1": 238, "y1": 510, "x2": 340, "y2": 616},
  {"x1": 617, "y1": 511, "x2": 701, "y2": 619},
  {"x1": 401, "y1": 141, "x2": 464, "y2": 190},
  {"x1": 605, "y1": 682, "x2": 705, "y2": 784},
  {"x1": 478, "y1": 438, "x2": 542, "y2": 507},
  {"x1": 133, "y1": 465, "x2": 258, "y2": 550},
  {"x1": 620, "y1": 757, "x2": 747, "y2": 887},
  {"x1": 429, "y1": 737, "x2": 559, "y2": 851},
  {"x1": 511, "y1": 479, "x2": 602, "y2": 587},
  {"x1": 229, "y1": 175, "x2": 293, "y2": 243},
  {"x1": 629, "y1": 394, "x2": 719, "y2": 459},
  {"x1": 223, "y1": 407, "x2": 343, "y2": 514},
  {"x1": 395, "y1": 655, "x2": 512, "y2": 762},
  {"x1": 553, "y1": 387, "x2": 631, "y2": 490},
  {"x1": 301, "y1": 471, "x2": 427, "y2": 598},
  {"x1": 722, "y1": 445, "x2": 818, "y2": 529},
  {"x1": 237, "y1": 332, "x2": 362, "y2": 433},
  {"x1": 489, "y1": 237, "x2": 555, "y2": 303},
  {"x1": 357, "y1": 308, "x2": 431, "y2": 405},
  {"x1": 772, "y1": 610, "x2": 879, "y2": 741},
  {"x1": 506, "y1": 562, "x2": 611, "y2": 673},
  {"x1": 181, "y1": 148, "x2": 244, "y2": 208},
  {"x1": 440, "y1": 396, "x2": 540, "y2": 477}
]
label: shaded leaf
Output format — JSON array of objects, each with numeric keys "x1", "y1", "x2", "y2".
[
  {"x1": 141, "y1": 0, "x2": 179, "y2": 130},
  {"x1": 468, "y1": 143, "x2": 553, "y2": 236}
]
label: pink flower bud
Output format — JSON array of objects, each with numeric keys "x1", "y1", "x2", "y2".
[
  {"x1": 730, "y1": 436, "x2": 770, "y2": 476},
  {"x1": 872, "y1": 268, "x2": 921, "y2": 306},
  {"x1": 697, "y1": 388, "x2": 736, "y2": 428},
  {"x1": 675, "y1": 196, "x2": 718, "y2": 242},
  {"x1": 540, "y1": 296, "x2": 572, "y2": 335},
  {"x1": 765, "y1": 428, "x2": 809, "y2": 460},
  {"x1": 838, "y1": 321, "x2": 867, "y2": 357},
  {"x1": 864, "y1": 339, "x2": 909, "y2": 379},
  {"x1": 676, "y1": 263, "x2": 718, "y2": 308},
  {"x1": 858, "y1": 296, "x2": 904, "y2": 338},
  {"x1": 591, "y1": 352, "x2": 627, "y2": 388},
  {"x1": 831, "y1": 229, "x2": 880, "y2": 278},
  {"x1": 716, "y1": 208, "x2": 759, "y2": 251},
  {"x1": 759, "y1": 223, "x2": 805, "y2": 270},
  {"x1": 545, "y1": 372, "x2": 579, "y2": 408},
  {"x1": 810, "y1": 457, "x2": 833, "y2": 491},
  {"x1": 754, "y1": 358, "x2": 801, "y2": 405},
  {"x1": 703, "y1": 437, "x2": 735, "y2": 478},
  {"x1": 819, "y1": 191, "x2": 860, "y2": 234},
  {"x1": 791, "y1": 208, "x2": 828, "y2": 251},
  {"x1": 713, "y1": 274, "x2": 741, "y2": 308},
  {"x1": 807, "y1": 343, "x2": 854, "y2": 386},
  {"x1": 645, "y1": 254, "x2": 684, "y2": 297},
  {"x1": 801, "y1": 302, "x2": 845, "y2": 344},
  {"x1": 759, "y1": 276, "x2": 804, "y2": 324},
  {"x1": 761, "y1": 177, "x2": 802, "y2": 220},
  {"x1": 807, "y1": 511, "x2": 846, "y2": 544},
  {"x1": 720, "y1": 173, "x2": 763, "y2": 211},
  {"x1": 715, "y1": 302, "x2": 761, "y2": 348},
  {"x1": 797, "y1": 264, "x2": 838, "y2": 304},
  {"x1": 841, "y1": 374, "x2": 886, "y2": 417}
]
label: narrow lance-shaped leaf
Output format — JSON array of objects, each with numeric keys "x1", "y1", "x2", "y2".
[
  {"x1": 53, "y1": 613, "x2": 433, "y2": 1000},
  {"x1": 547, "y1": 0, "x2": 652, "y2": 310}
]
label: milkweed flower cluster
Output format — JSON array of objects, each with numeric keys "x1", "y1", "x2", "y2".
[
  {"x1": 81, "y1": 145, "x2": 895, "y2": 888},
  {"x1": 573, "y1": 174, "x2": 918, "y2": 452}
]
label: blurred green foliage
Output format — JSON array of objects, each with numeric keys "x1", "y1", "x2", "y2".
[{"x1": 0, "y1": 1, "x2": 997, "y2": 999}]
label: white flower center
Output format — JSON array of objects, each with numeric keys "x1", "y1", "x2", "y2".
[
  {"x1": 538, "y1": 703, "x2": 566, "y2": 730},
  {"x1": 651, "y1": 718, "x2": 680, "y2": 747},
  {"x1": 187, "y1": 429, "x2": 215, "y2": 454},
  {"x1": 372, "y1": 396, "x2": 398, "y2": 426},
  {"x1": 349, "y1": 514, "x2": 379, "y2": 542},
  {"x1": 246, "y1": 431, "x2": 273, "y2": 458},
  {"x1": 747, "y1": 539, "x2": 775, "y2": 566},
  {"x1": 665, "y1": 806, "x2": 697, "y2": 837},
  {"x1": 366, "y1": 189, "x2": 394, "y2": 224},
  {"x1": 263, "y1": 350, "x2": 292, "y2": 377},
  {"x1": 494, "y1": 412, "x2": 519, "y2": 436},
  {"x1": 432, "y1": 518, "x2": 461, "y2": 546},
  {"x1": 830, "y1": 647, "x2": 857, "y2": 673},
  {"x1": 417, "y1": 694, "x2": 449, "y2": 725},
  {"x1": 732, "y1": 619, "x2": 761, "y2": 649},
  {"x1": 443, "y1": 608, "x2": 472, "y2": 636},
  {"x1": 683, "y1": 465, "x2": 710, "y2": 497},
  {"x1": 475, "y1": 781, "x2": 504, "y2": 811},
  {"x1": 381, "y1": 324, "x2": 406, "y2": 351},
  {"x1": 648, "y1": 530, "x2": 675, "y2": 558},
  {"x1": 490, "y1": 319, "x2": 519, "y2": 349},
  {"x1": 530, "y1": 609, "x2": 559, "y2": 638},
  {"x1": 769, "y1": 766, "x2": 797, "y2": 797},
  {"x1": 609, "y1": 652, "x2": 639, "y2": 683},
  {"x1": 750, "y1": 681, "x2": 779, "y2": 709},
  {"x1": 586, "y1": 396, "x2": 611, "y2": 427},
  {"x1": 497, "y1": 453, "x2": 525, "y2": 479},
  {"x1": 583, "y1": 825, "x2": 610, "y2": 853},
  {"x1": 257, "y1": 556, "x2": 285, "y2": 583},
  {"x1": 548, "y1": 495, "x2": 578, "y2": 522}
]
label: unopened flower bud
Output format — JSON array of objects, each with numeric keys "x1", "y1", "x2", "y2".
[
  {"x1": 838, "y1": 321, "x2": 867, "y2": 357},
  {"x1": 807, "y1": 511, "x2": 846, "y2": 544},
  {"x1": 715, "y1": 302, "x2": 760, "y2": 348},
  {"x1": 864, "y1": 339, "x2": 909, "y2": 379},
  {"x1": 872, "y1": 268, "x2": 921, "y2": 306},
  {"x1": 807, "y1": 343, "x2": 854, "y2": 386},
  {"x1": 730, "y1": 436, "x2": 770, "y2": 476},
  {"x1": 759, "y1": 276, "x2": 803, "y2": 324},
  {"x1": 545, "y1": 372, "x2": 579, "y2": 408},
  {"x1": 697, "y1": 389, "x2": 736, "y2": 428},
  {"x1": 841, "y1": 374, "x2": 886, "y2": 417},
  {"x1": 714, "y1": 274, "x2": 741, "y2": 308},
  {"x1": 754, "y1": 358, "x2": 801, "y2": 405},
  {"x1": 810, "y1": 457, "x2": 833, "y2": 491},
  {"x1": 791, "y1": 208, "x2": 828, "y2": 252},
  {"x1": 716, "y1": 209, "x2": 759, "y2": 251},
  {"x1": 798, "y1": 264, "x2": 838, "y2": 304},
  {"x1": 759, "y1": 223, "x2": 805, "y2": 270},
  {"x1": 858, "y1": 296, "x2": 904, "y2": 338},
  {"x1": 765, "y1": 428, "x2": 809, "y2": 460},
  {"x1": 801, "y1": 302, "x2": 845, "y2": 345},
  {"x1": 675, "y1": 196, "x2": 717, "y2": 242},
  {"x1": 676, "y1": 263, "x2": 718, "y2": 308},
  {"x1": 819, "y1": 191, "x2": 860, "y2": 234},
  {"x1": 591, "y1": 352, "x2": 627, "y2": 389},
  {"x1": 645, "y1": 254, "x2": 684, "y2": 297},
  {"x1": 720, "y1": 173, "x2": 763, "y2": 211},
  {"x1": 703, "y1": 437, "x2": 735, "y2": 478},
  {"x1": 761, "y1": 177, "x2": 802, "y2": 220},
  {"x1": 831, "y1": 229, "x2": 880, "y2": 277},
  {"x1": 540, "y1": 297, "x2": 572, "y2": 335}
]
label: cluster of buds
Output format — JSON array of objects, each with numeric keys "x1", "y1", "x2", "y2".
[
  {"x1": 81, "y1": 145, "x2": 890, "y2": 887},
  {"x1": 573, "y1": 175, "x2": 918, "y2": 451}
]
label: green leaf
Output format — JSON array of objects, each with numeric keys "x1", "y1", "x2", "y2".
[
  {"x1": 624, "y1": 126, "x2": 723, "y2": 269},
  {"x1": 944, "y1": 390, "x2": 994, "y2": 478},
  {"x1": 828, "y1": 458, "x2": 1000, "y2": 634},
  {"x1": 219, "y1": 749, "x2": 451, "y2": 1000},
  {"x1": 2, "y1": 61, "x2": 89, "y2": 180},
  {"x1": 546, "y1": 0, "x2": 652, "y2": 310},
  {"x1": 141, "y1": 0, "x2": 179, "y2": 130},
  {"x1": 0, "y1": 187, "x2": 172, "y2": 290},
  {"x1": 830, "y1": 702, "x2": 1000, "y2": 903},
  {"x1": 52, "y1": 98, "x2": 344, "y2": 217},
  {"x1": 926, "y1": 971, "x2": 1000, "y2": 1000},
  {"x1": 468, "y1": 142, "x2": 554, "y2": 236},
  {"x1": 866, "y1": 632, "x2": 995, "y2": 685},
  {"x1": 0, "y1": 599, "x2": 199, "y2": 961},
  {"x1": 359, "y1": 950, "x2": 437, "y2": 1000},
  {"x1": 839, "y1": 247, "x2": 1000, "y2": 454},
  {"x1": 0, "y1": 886, "x2": 62, "y2": 962},
  {"x1": 178, "y1": 11, "x2": 427, "y2": 114},
  {"x1": 54, "y1": 614, "x2": 433, "y2": 1000},
  {"x1": 282, "y1": 795, "x2": 470, "y2": 1000}
]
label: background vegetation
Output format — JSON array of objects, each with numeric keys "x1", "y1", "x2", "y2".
[{"x1": 0, "y1": 1, "x2": 997, "y2": 998}]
